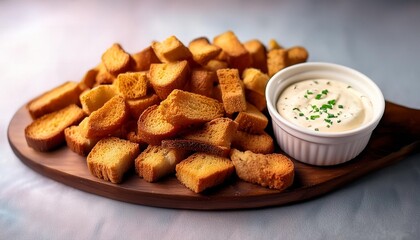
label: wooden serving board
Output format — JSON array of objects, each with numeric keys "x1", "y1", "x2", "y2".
[{"x1": 7, "y1": 101, "x2": 420, "y2": 210}]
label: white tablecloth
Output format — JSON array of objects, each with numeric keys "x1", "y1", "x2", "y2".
[{"x1": 1, "y1": 0, "x2": 419, "y2": 239}]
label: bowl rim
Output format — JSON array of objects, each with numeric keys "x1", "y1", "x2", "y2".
[{"x1": 266, "y1": 62, "x2": 385, "y2": 139}]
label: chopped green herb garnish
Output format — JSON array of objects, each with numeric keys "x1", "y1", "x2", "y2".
[
  {"x1": 304, "y1": 94, "x2": 308, "y2": 99},
  {"x1": 310, "y1": 115, "x2": 320, "y2": 120},
  {"x1": 322, "y1": 89, "x2": 329, "y2": 95},
  {"x1": 327, "y1": 125, "x2": 331, "y2": 128},
  {"x1": 338, "y1": 105, "x2": 344, "y2": 109},
  {"x1": 293, "y1": 107, "x2": 300, "y2": 111},
  {"x1": 314, "y1": 128, "x2": 319, "y2": 131},
  {"x1": 347, "y1": 85, "x2": 352, "y2": 88},
  {"x1": 307, "y1": 90, "x2": 313, "y2": 95},
  {"x1": 327, "y1": 113, "x2": 336, "y2": 118},
  {"x1": 337, "y1": 120, "x2": 342, "y2": 123},
  {"x1": 328, "y1": 99, "x2": 336, "y2": 105},
  {"x1": 324, "y1": 119, "x2": 333, "y2": 124},
  {"x1": 320, "y1": 104, "x2": 332, "y2": 110},
  {"x1": 299, "y1": 113, "x2": 304, "y2": 116},
  {"x1": 315, "y1": 94, "x2": 322, "y2": 100}
]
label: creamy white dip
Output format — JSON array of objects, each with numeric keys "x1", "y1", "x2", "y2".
[{"x1": 277, "y1": 79, "x2": 373, "y2": 132}]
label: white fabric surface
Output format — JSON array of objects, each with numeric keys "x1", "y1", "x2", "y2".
[{"x1": 1, "y1": 0, "x2": 419, "y2": 239}]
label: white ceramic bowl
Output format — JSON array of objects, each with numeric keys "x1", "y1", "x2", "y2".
[{"x1": 266, "y1": 62, "x2": 385, "y2": 165}]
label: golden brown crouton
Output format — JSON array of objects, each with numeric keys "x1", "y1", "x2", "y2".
[
  {"x1": 188, "y1": 37, "x2": 222, "y2": 65},
  {"x1": 216, "y1": 68, "x2": 246, "y2": 114},
  {"x1": 152, "y1": 35, "x2": 193, "y2": 63},
  {"x1": 244, "y1": 39, "x2": 268, "y2": 73},
  {"x1": 148, "y1": 60, "x2": 190, "y2": 100},
  {"x1": 101, "y1": 43, "x2": 133, "y2": 76},
  {"x1": 213, "y1": 31, "x2": 252, "y2": 73}
]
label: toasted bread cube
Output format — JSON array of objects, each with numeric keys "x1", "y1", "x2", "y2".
[
  {"x1": 230, "y1": 149, "x2": 294, "y2": 191},
  {"x1": 213, "y1": 31, "x2": 252, "y2": 73},
  {"x1": 287, "y1": 46, "x2": 309, "y2": 66},
  {"x1": 163, "y1": 117, "x2": 238, "y2": 157},
  {"x1": 114, "y1": 71, "x2": 148, "y2": 99},
  {"x1": 152, "y1": 35, "x2": 192, "y2": 63},
  {"x1": 176, "y1": 153, "x2": 235, "y2": 193},
  {"x1": 87, "y1": 137, "x2": 140, "y2": 184},
  {"x1": 79, "y1": 68, "x2": 99, "y2": 91},
  {"x1": 245, "y1": 89, "x2": 267, "y2": 111},
  {"x1": 95, "y1": 62, "x2": 116, "y2": 85},
  {"x1": 64, "y1": 118, "x2": 99, "y2": 156},
  {"x1": 80, "y1": 85, "x2": 117, "y2": 115},
  {"x1": 183, "y1": 117, "x2": 238, "y2": 149},
  {"x1": 267, "y1": 48, "x2": 287, "y2": 77},
  {"x1": 101, "y1": 43, "x2": 132, "y2": 76},
  {"x1": 204, "y1": 59, "x2": 229, "y2": 72},
  {"x1": 132, "y1": 46, "x2": 161, "y2": 71},
  {"x1": 149, "y1": 60, "x2": 189, "y2": 100},
  {"x1": 83, "y1": 95, "x2": 128, "y2": 138},
  {"x1": 216, "y1": 68, "x2": 246, "y2": 114},
  {"x1": 232, "y1": 130, "x2": 274, "y2": 154},
  {"x1": 135, "y1": 145, "x2": 187, "y2": 182},
  {"x1": 159, "y1": 89, "x2": 225, "y2": 126},
  {"x1": 188, "y1": 37, "x2": 222, "y2": 65},
  {"x1": 244, "y1": 39, "x2": 268, "y2": 73},
  {"x1": 27, "y1": 81, "x2": 83, "y2": 119},
  {"x1": 234, "y1": 102, "x2": 268, "y2": 134},
  {"x1": 137, "y1": 105, "x2": 179, "y2": 145},
  {"x1": 25, "y1": 104, "x2": 85, "y2": 151},
  {"x1": 268, "y1": 39, "x2": 283, "y2": 50},
  {"x1": 242, "y1": 68, "x2": 269, "y2": 96},
  {"x1": 187, "y1": 69, "x2": 216, "y2": 97},
  {"x1": 126, "y1": 93, "x2": 161, "y2": 119}
]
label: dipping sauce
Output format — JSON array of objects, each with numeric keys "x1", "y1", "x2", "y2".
[{"x1": 277, "y1": 79, "x2": 373, "y2": 132}]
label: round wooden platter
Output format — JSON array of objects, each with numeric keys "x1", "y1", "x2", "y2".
[{"x1": 7, "y1": 102, "x2": 420, "y2": 210}]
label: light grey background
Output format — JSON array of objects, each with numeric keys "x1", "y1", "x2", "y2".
[{"x1": 1, "y1": 0, "x2": 419, "y2": 239}]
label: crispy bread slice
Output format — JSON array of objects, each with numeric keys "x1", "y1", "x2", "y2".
[
  {"x1": 287, "y1": 46, "x2": 309, "y2": 66},
  {"x1": 267, "y1": 48, "x2": 287, "y2": 77},
  {"x1": 137, "y1": 105, "x2": 179, "y2": 145},
  {"x1": 135, "y1": 145, "x2": 187, "y2": 182},
  {"x1": 234, "y1": 102, "x2": 268, "y2": 134},
  {"x1": 151, "y1": 35, "x2": 192, "y2": 63},
  {"x1": 27, "y1": 81, "x2": 83, "y2": 119},
  {"x1": 176, "y1": 153, "x2": 235, "y2": 193},
  {"x1": 80, "y1": 85, "x2": 117, "y2": 115},
  {"x1": 87, "y1": 137, "x2": 139, "y2": 183},
  {"x1": 216, "y1": 68, "x2": 246, "y2": 114},
  {"x1": 213, "y1": 31, "x2": 252, "y2": 73},
  {"x1": 113, "y1": 71, "x2": 148, "y2": 99},
  {"x1": 25, "y1": 104, "x2": 85, "y2": 151},
  {"x1": 187, "y1": 69, "x2": 216, "y2": 98},
  {"x1": 64, "y1": 117, "x2": 101, "y2": 156},
  {"x1": 230, "y1": 149, "x2": 294, "y2": 191},
  {"x1": 245, "y1": 88, "x2": 267, "y2": 112},
  {"x1": 159, "y1": 89, "x2": 224, "y2": 126},
  {"x1": 232, "y1": 130, "x2": 274, "y2": 154},
  {"x1": 126, "y1": 93, "x2": 161, "y2": 120},
  {"x1": 242, "y1": 68, "x2": 269, "y2": 96},
  {"x1": 83, "y1": 95, "x2": 128, "y2": 138},
  {"x1": 244, "y1": 39, "x2": 268, "y2": 73},
  {"x1": 101, "y1": 43, "x2": 133, "y2": 76},
  {"x1": 149, "y1": 60, "x2": 189, "y2": 100},
  {"x1": 188, "y1": 37, "x2": 222, "y2": 65},
  {"x1": 131, "y1": 46, "x2": 161, "y2": 71}
]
